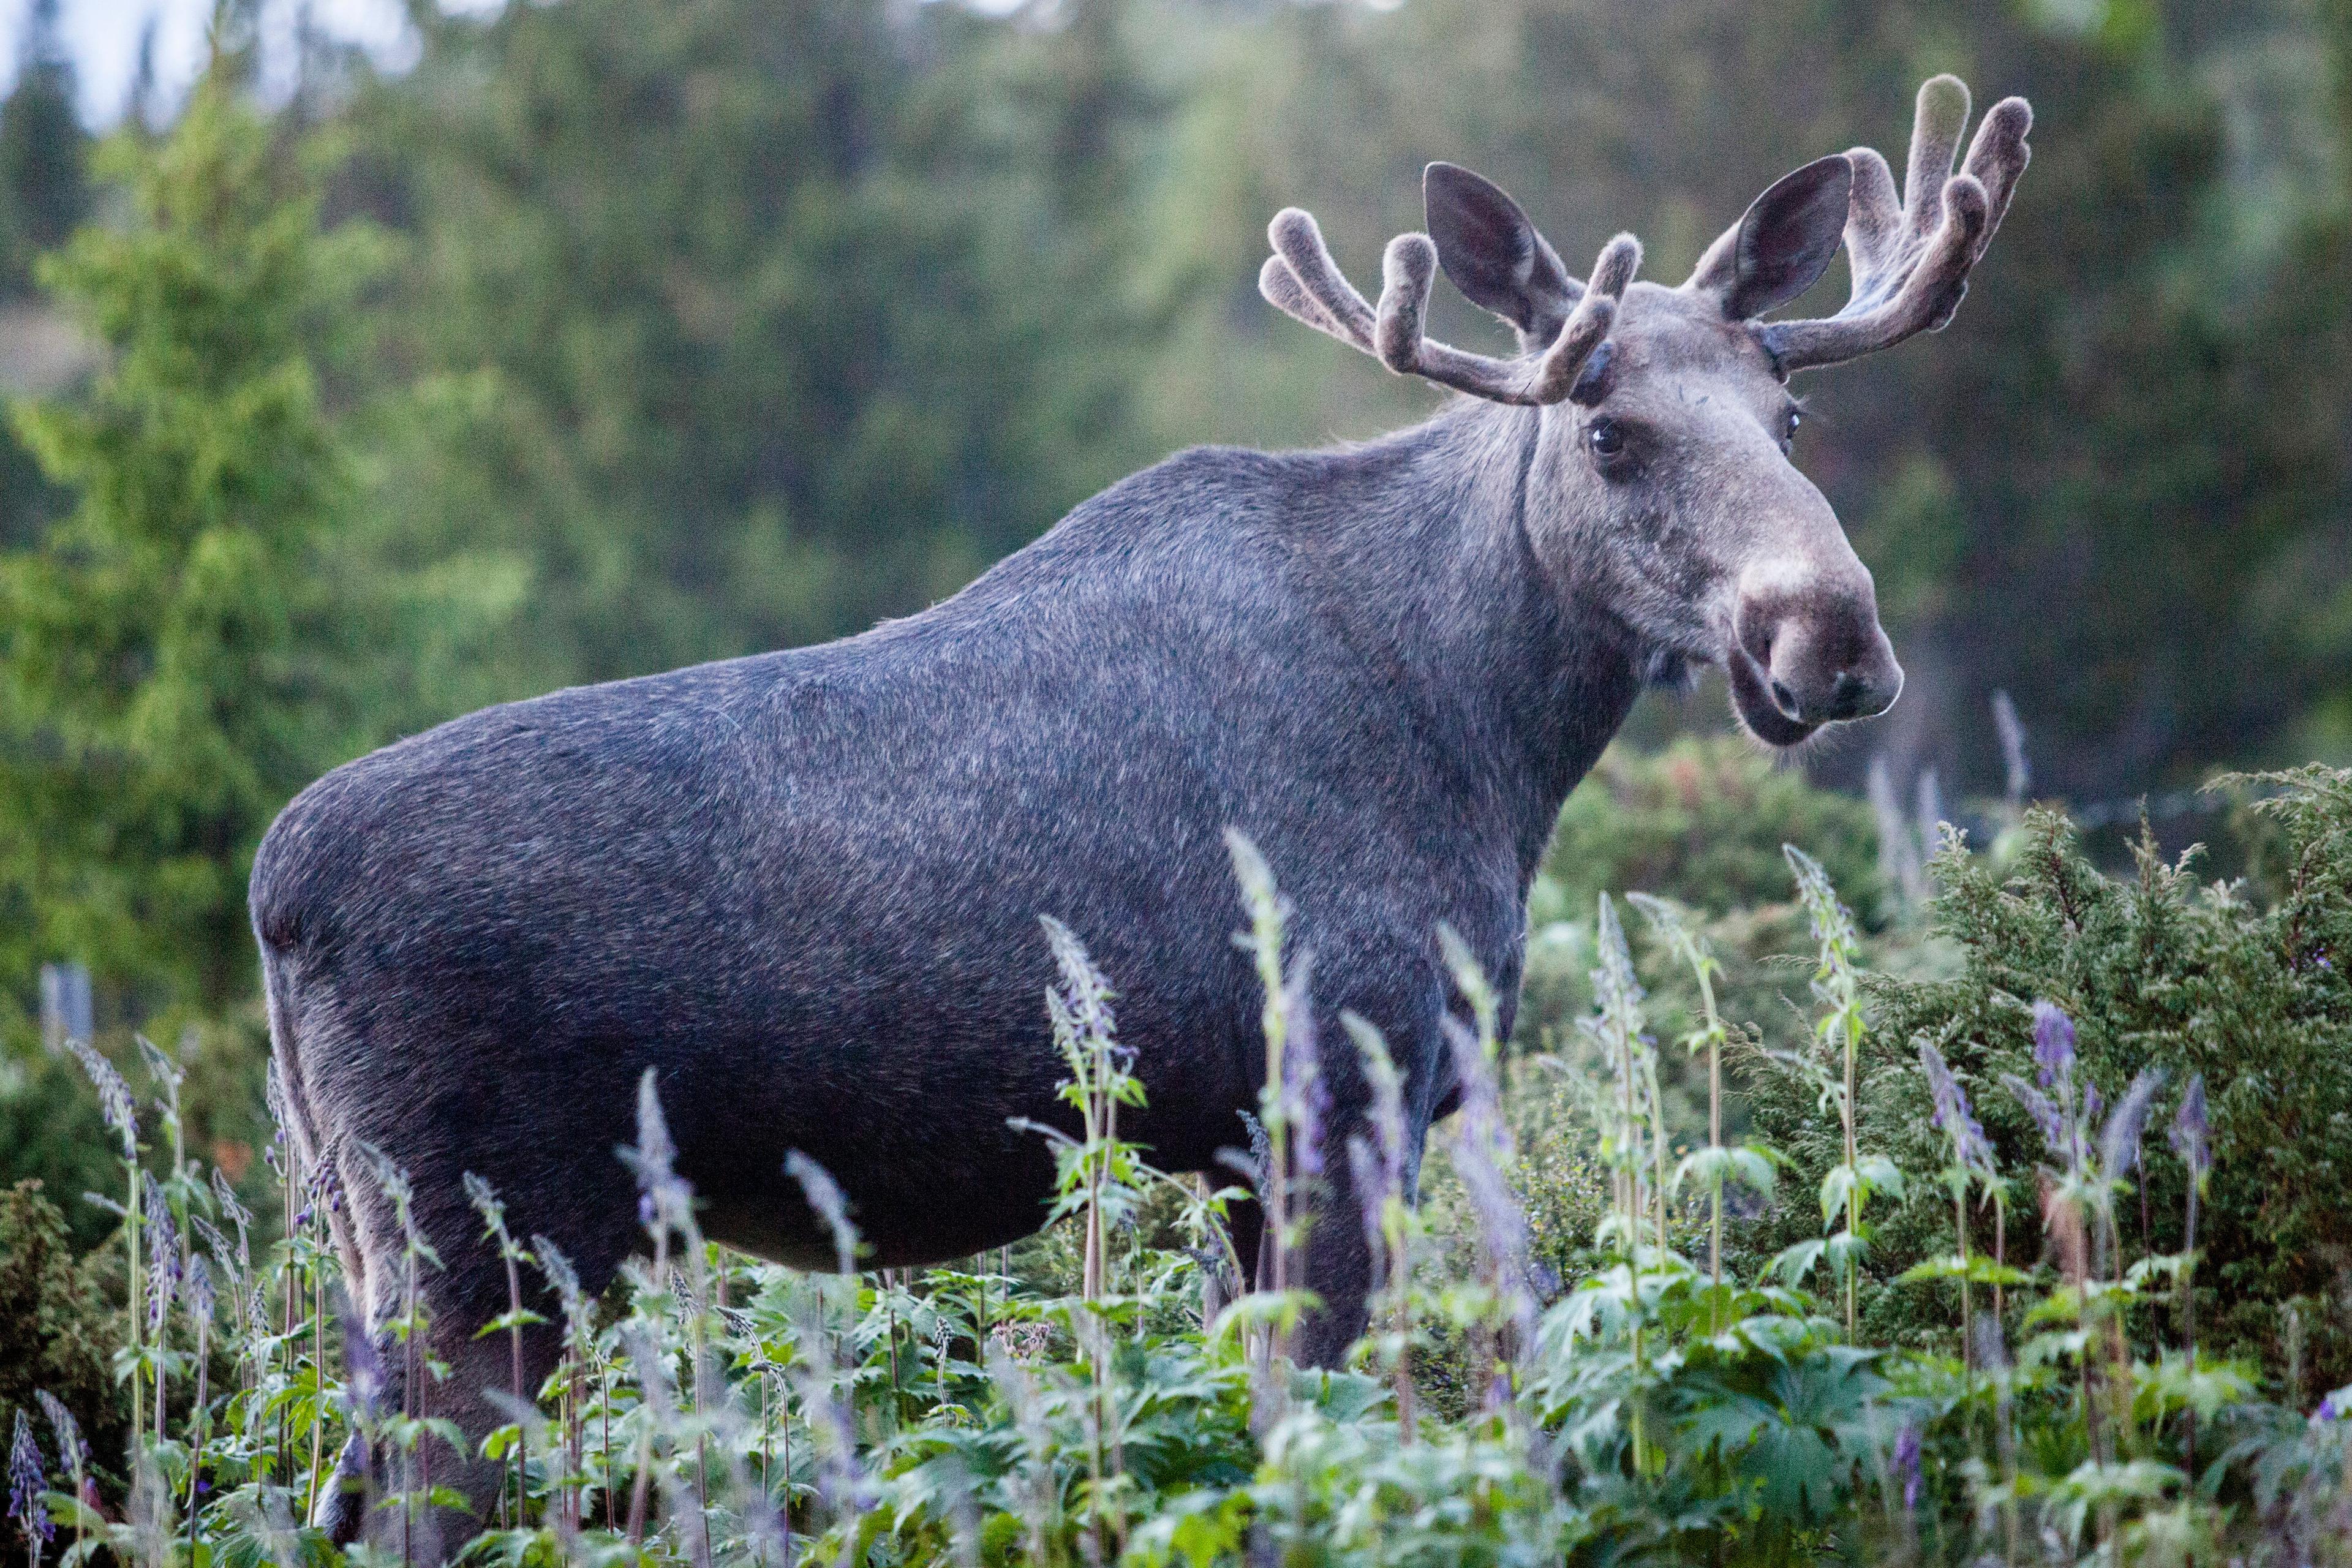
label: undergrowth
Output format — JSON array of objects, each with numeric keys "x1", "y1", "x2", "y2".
[{"x1": 7, "y1": 769, "x2": 2352, "y2": 1567}]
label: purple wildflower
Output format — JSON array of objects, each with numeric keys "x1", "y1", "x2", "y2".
[
  {"x1": 785, "y1": 1150, "x2": 858, "y2": 1275},
  {"x1": 208, "y1": 1167, "x2": 251, "y2": 1260},
  {"x1": 531, "y1": 1235, "x2": 587, "y2": 1333},
  {"x1": 1891, "y1": 1422, "x2": 1922, "y2": 1513},
  {"x1": 1234, "y1": 1110, "x2": 1271, "y2": 1197},
  {"x1": 191, "y1": 1216, "x2": 239, "y2": 1301},
  {"x1": 66, "y1": 1039, "x2": 138, "y2": 1159},
  {"x1": 1345, "y1": 1016, "x2": 1408, "y2": 1197},
  {"x1": 624, "y1": 1069, "x2": 695, "y2": 1242},
  {"x1": 1589, "y1": 895, "x2": 1646, "y2": 1017},
  {"x1": 2000, "y1": 1074, "x2": 2065, "y2": 1155},
  {"x1": 184, "y1": 1254, "x2": 216, "y2": 1327},
  {"x1": 1280, "y1": 954, "x2": 1328, "y2": 1180},
  {"x1": 31, "y1": 1395, "x2": 83, "y2": 1477},
  {"x1": 2170, "y1": 1074, "x2": 2209, "y2": 1187},
  {"x1": 145, "y1": 1174, "x2": 179, "y2": 1336},
  {"x1": 337, "y1": 1291, "x2": 386, "y2": 1421},
  {"x1": 295, "y1": 1161, "x2": 341, "y2": 1231},
  {"x1": 1442, "y1": 1016, "x2": 1533, "y2": 1341},
  {"x1": 1918, "y1": 1041, "x2": 1996, "y2": 1179},
  {"x1": 1040, "y1": 914, "x2": 1117, "y2": 1051},
  {"x1": 134, "y1": 1033, "x2": 182, "y2": 1094},
  {"x1": 8, "y1": 1409, "x2": 50, "y2": 1549},
  {"x1": 1344, "y1": 1014, "x2": 1410, "y2": 1279},
  {"x1": 1972, "y1": 1314, "x2": 2010, "y2": 1374},
  {"x1": 2081, "y1": 1080, "x2": 2103, "y2": 1129},
  {"x1": 1346, "y1": 1136, "x2": 1387, "y2": 1264},
  {"x1": 2100, "y1": 1069, "x2": 2165, "y2": 1183},
  {"x1": 2032, "y1": 1001, "x2": 2075, "y2": 1089}
]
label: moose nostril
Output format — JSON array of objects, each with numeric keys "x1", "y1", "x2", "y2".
[
  {"x1": 1768, "y1": 677, "x2": 1801, "y2": 719},
  {"x1": 1829, "y1": 671, "x2": 1867, "y2": 718}
]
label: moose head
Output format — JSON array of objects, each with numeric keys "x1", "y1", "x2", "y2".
[{"x1": 1259, "y1": 75, "x2": 2031, "y2": 747}]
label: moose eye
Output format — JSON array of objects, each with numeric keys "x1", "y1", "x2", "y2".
[
  {"x1": 1780, "y1": 408, "x2": 1802, "y2": 452},
  {"x1": 1585, "y1": 418, "x2": 1627, "y2": 465}
]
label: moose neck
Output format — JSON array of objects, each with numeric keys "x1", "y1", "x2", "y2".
[{"x1": 1292, "y1": 398, "x2": 1645, "y2": 886}]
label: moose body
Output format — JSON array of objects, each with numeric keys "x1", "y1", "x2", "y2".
[
  {"x1": 252, "y1": 76, "x2": 2030, "y2": 1547},
  {"x1": 257, "y1": 415, "x2": 1608, "y2": 1298}
]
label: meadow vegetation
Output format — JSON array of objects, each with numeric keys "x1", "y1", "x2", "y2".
[{"x1": 7, "y1": 756, "x2": 2352, "y2": 1567}]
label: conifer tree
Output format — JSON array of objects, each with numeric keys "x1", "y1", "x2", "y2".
[
  {"x1": 0, "y1": 64, "x2": 403, "y2": 1016},
  {"x1": 0, "y1": 0, "x2": 90, "y2": 554},
  {"x1": 0, "y1": 0, "x2": 87, "y2": 294}
]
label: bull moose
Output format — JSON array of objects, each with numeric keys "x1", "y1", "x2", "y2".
[{"x1": 251, "y1": 75, "x2": 2030, "y2": 1544}]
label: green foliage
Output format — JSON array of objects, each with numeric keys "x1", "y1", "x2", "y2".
[
  {"x1": 11, "y1": 783, "x2": 2352, "y2": 1567},
  {"x1": 0, "y1": 1052, "x2": 117, "y2": 1253},
  {"x1": 0, "y1": 0, "x2": 87, "y2": 297},
  {"x1": 0, "y1": 0, "x2": 89, "y2": 600},
  {"x1": 1850, "y1": 769, "x2": 2352, "y2": 1392},
  {"x1": 0, "y1": 66, "x2": 503, "y2": 1027},
  {"x1": 0, "y1": 1181, "x2": 121, "y2": 1487},
  {"x1": 0, "y1": 78, "x2": 368, "y2": 1009},
  {"x1": 1539, "y1": 740, "x2": 1886, "y2": 927},
  {"x1": 342, "y1": 0, "x2": 1159, "y2": 693}
]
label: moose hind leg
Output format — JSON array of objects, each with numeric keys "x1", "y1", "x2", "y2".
[
  {"x1": 352, "y1": 1306, "x2": 562, "y2": 1560},
  {"x1": 328, "y1": 1183, "x2": 568, "y2": 1559}
]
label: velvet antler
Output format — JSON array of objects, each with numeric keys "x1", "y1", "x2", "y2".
[
  {"x1": 1259, "y1": 206, "x2": 1640, "y2": 407},
  {"x1": 1760, "y1": 76, "x2": 2032, "y2": 373}
]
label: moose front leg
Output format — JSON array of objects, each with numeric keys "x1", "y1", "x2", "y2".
[
  {"x1": 1284, "y1": 973, "x2": 1447, "y2": 1369},
  {"x1": 1293, "y1": 1134, "x2": 1379, "y2": 1366}
]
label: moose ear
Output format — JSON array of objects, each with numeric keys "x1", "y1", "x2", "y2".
[
  {"x1": 1423, "y1": 162, "x2": 1579, "y2": 340},
  {"x1": 1686, "y1": 154, "x2": 1854, "y2": 322}
]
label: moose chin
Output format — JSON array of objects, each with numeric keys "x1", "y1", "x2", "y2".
[{"x1": 251, "y1": 74, "x2": 2028, "y2": 1550}]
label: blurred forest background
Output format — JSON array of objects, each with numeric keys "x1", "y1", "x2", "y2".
[{"x1": 0, "y1": 0, "x2": 2348, "y2": 1200}]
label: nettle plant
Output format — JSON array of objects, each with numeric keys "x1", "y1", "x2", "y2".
[{"x1": 16, "y1": 773, "x2": 2352, "y2": 1567}]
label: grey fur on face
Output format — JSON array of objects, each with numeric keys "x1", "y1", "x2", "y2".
[{"x1": 251, "y1": 75, "x2": 2027, "y2": 1553}]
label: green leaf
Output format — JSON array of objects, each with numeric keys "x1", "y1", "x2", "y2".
[
  {"x1": 1771, "y1": 1238, "x2": 1829, "y2": 1286},
  {"x1": 1854, "y1": 1155, "x2": 1907, "y2": 1201},
  {"x1": 1897, "y1": 1254, "x2": 2033, "y2": 1287}
]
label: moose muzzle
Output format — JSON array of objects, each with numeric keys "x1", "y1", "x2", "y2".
[{"x1": 1726, "y1": 565, "x2": 1904, "y2": 746}]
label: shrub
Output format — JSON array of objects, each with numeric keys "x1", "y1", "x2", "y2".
[
  {"x1": 1742, "y1": 768, "x2": 2352, "y2": 1390},
  {"x1": 0, "y1": 1054, "x2": 117, "y2": 1252},
  {"x1": 1539, "y1": 737, "x2": 1886, "y2": 927},
  {"x1": 0, "y1": 1181, "x2": 122, "y2": 1495}
]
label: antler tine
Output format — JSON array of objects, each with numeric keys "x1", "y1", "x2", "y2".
[
  {"x1": 1967, "y1": 96, "x2": 2035, "y2": 238},
  {"x1": 1371, "y1": 235, "x2": 1526, "y2": 401},
  {"x1": 1264, "y1": 209, "x2": 1377, "y2": 352},
  {"x1": 1902, "y1": 75, "x2": 1973, "y2": 240},
  {"x1": 1258, "y1": 255, "x2": 1351, "y2": 344},
  {"x1": 1762, "y1": 77, "x2": 2032, "y2": 373},
  {"x1": 1261, "y1": 200, "x2": 1638, "y2": 406},
  {"x1": 1360, "y1": 230, "x2": 1637, "y2": 406},
  {"x1": 1528, "y1": 235, "x2": 1640, "y2": 402}
]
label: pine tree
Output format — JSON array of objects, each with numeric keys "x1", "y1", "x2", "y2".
[
  {"x1": 0, "y1": 0, "x2": 91, "y2": 556},
  {"x1": 0, "y1": 0, "x2": 88, "y2": 294},
  {"x1": 349, "y1": 0, "x2": 1160, "y2": 692},
  {"x1": 0, "y1": 68, "x2": 400, "y2": 1016}
]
